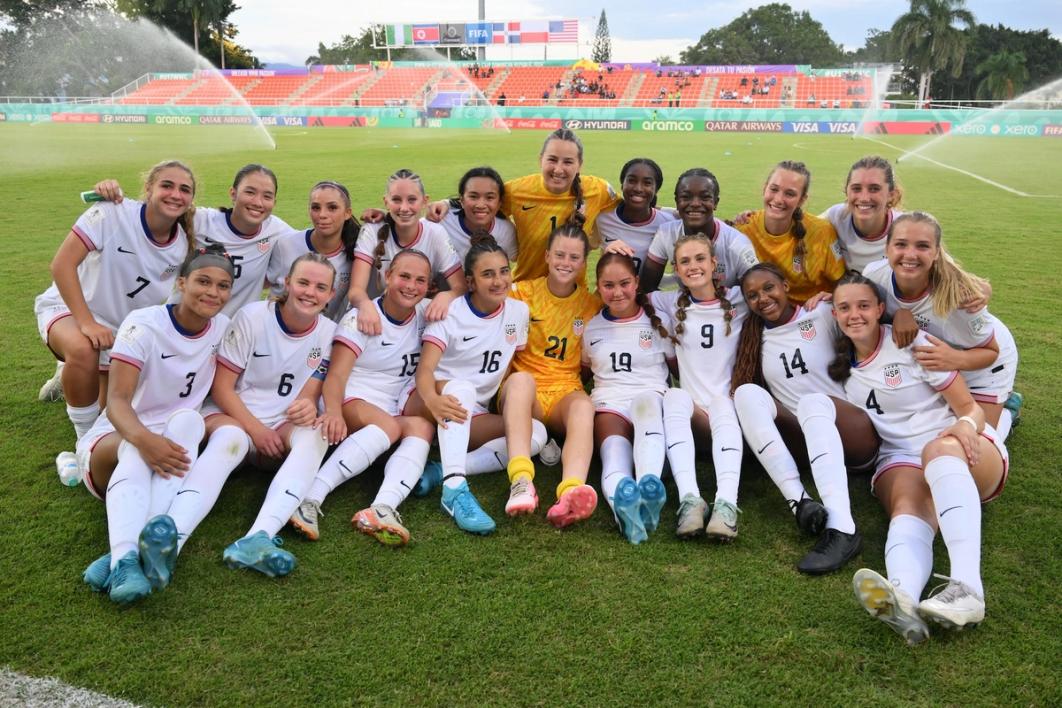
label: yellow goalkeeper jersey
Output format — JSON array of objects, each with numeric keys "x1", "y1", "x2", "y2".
[
  {"x1": 509, "y1": 276, "x2": 602, "y2": 386},
  {"x1": 737, "y1": 210, "x2": 846, "y2": 304}
]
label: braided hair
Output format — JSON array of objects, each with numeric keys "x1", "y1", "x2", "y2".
[
  {"x1": 375, "y1": 168, "x2": 425, "y2": 270},
  {"x1": 596, "y1": 252, "x2": 674, "y2": 344},
  {"x1": 826, "y1": 271, "x2": 885, "y2": 383},
  {"x1": 541, "y1": 128, "x2": 586, "y2": 228},
  {"x1": 310, "y1": 180, "x2": 360, "y2": 262},
  {"x1": 142, "y1": 159, "x2": 197, "y2": 260},
  {"x1": 767, "y1": 160, "x2": 811, "y2": 261},
  {"x1": 671, "y1": 232, "x2": 734, "y2": 344},
  {"x1": 730, "y1": 263, "x2": 789, "y2": 393}
]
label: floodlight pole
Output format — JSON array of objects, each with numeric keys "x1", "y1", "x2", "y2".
[{"x1": 477, "y1": 0, "x2": 486, "y2": 62}]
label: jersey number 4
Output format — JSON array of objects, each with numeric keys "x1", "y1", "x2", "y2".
[
  {"x1": 778, "y1": 348, "x2": 809, "y2": 379},
  {"x1": 865, "y1": 390, "x2": 884, "y2": 415}
]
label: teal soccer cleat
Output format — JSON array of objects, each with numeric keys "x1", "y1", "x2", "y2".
[{"x1": 223, "y1": 531, "x2": 296, "y2": 578}]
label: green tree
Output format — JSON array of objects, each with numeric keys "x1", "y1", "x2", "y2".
[
  {"x1": 592, "y1": 10, "x2": 611, "y2": 64},
  {"x1": 975, "y1": 49, "x2": 1029, "y2": 100},
  {"x1": 680, "y1": 4, "x2": 843, "y2": 66},
  {"x1": 890, "y1": 0, "x2": 975, "y2": 103},
  {"x1": 117, "y1": 0, "x2": 257, "y2": 68},
  {"x1": 847, "y1": 28, "x2": 900, "y2": 64},
  {"x1": 931, "y1": 24, "x2": 1062, "y2": 100}
]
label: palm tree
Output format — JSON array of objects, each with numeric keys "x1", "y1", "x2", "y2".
[
  {"x1": 976, "y1": 50, "x2": 1029, "y2": 101},
  {"x1": 891, "y1": 0, "x2": 976, "y2": 104}
]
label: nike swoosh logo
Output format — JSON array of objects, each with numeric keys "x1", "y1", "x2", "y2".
[
  {"x1": 939, "y1": 505, "x2": 962, "y2": 518},
  {"x1": 399, "y1": 481, "x2": 411, "y2": 489},
  {"x1": 107, "y1": 479, "x2": 125, "y2": 493},
  {"x1": 810, "y1": 453, "x2": 827, "y2": 464},
  {"x1": 284, "y1": 489, "x2": 299, "y2": 500},
  {"x1": 252, "y1": 352, "x2": 269, "y2": 357},
  {"x1": 885, "y1": 544, "x2": 901, "y2": 557},
  {"x1": 339, "y1": 461, "x2": 352, "y2": 476},
  {"x1": 117, "y1": 246, "x2": 135, "y2": 254},
  {"x1": 462, "y1": 336, "x2": 476, "y2": 341},
  {"x1": 521, "y1": 205, "x2": 535, "y2": 211},
  {"x1": 757, "y1": 442, "x2": 772, "y2": 454},
  {"x1": 724, "y1": 522, "x2": 738, "y2": 531},
  {"x1": 644, "y1": 431, "x2": 662, "y2": 437},
  {"x1": 721, "y1": 447, "x2": 739, "y2": 452},
  {"x1": 161, "y1": 353, "x2": 177, "y2": 359},
  {"x1": 530, "y1": 317, "x2": 544, "y2": 323},
  {"x1": 590, "y1": 339, "x2": 602, "y2": 346},
  {"x1": 176, "y1": 489, "x2": 198, "y2": 496},
  {"x1": 667, "y1": 441, "x2": 683, "y2": 450},
  {"x1": 381, "y1": 341, "x2": 394, "y2": 346}
]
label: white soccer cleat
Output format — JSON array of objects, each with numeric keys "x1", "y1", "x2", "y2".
[
  {"x1": 918, "y1": 577, "x2": 985, "y2": 630},
  {"x1": 38, "y1": 362, "x2": 65, "y2": 402},
  {"x1": 538, "y1": 438, "x2": 561, "y2": 466},
  {"x1": 853, "y1": 568, "x2": 930, "y2": 646}
]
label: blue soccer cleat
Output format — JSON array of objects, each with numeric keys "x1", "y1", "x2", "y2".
[
  {"x1": 440, "y1": 480, "x2": 495, "y2": 535},
  {"x1": 637, "y1": 474, "x2": 667, "y2": 535},
  {"x1": 139, "y1": 514, "x2": 178, "y2": 591},
  {"x1": 414, "y1": 459, "x2": 444, "y2": 497},
  {"x1": 223, "y1": 531, "x2": 296, "y2": 578},
  {"x1": 612, "y1": 477, "x2": 647, "y2": 545},
  {"x1": 108, "y1": 551, "x2": 151, "y2": 605},
  {"x1": 83, "y1": 552, "x2": 112, "y2": 592}
]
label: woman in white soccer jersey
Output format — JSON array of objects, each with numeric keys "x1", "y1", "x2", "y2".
[
  {"x1": 267, "y1": 180, "x2": 360, "y2": 322},
  {"x1": 36, "y1": 160, "x2": 197, "y2": 448},
  {"x1": 731, "y1": 262, "x2": 877, "y2": 574},
  {"x1": 78, "y1": 245, "x2": 233, "y2": 605},
  {"x1": 407, "y1": 235, "x2": 542, "y2": 535},
  {"x1": 862, "y1": 212, "x2": 1019, "y2": 437},
  {"x1": 151, "y1": 253, "x2": 339, "y2": 580},
  {"x1": 93, "y1": 162, "x2": 292, "y2": 316},
  {"x1": 640, "y1": 167, "x2": 759, "y2": 293},
  {"x1": 349, "y1": 168, "x2": 465, "y2": 336},
  {"x1": 650, "y1": 234, "x2": 750, "y2": 542},
  {"x1": 596, "y1": 158, "x2": 674, "y2": 277},
  {"x1": 830, "y1": 272, "x2": 1008, "y2": 644},
  {"x1": 821, "y1": 155, "x2": 904, "y2": 273},
  {"x1": 289, "y1": 249, "x2": 436, "y2": 547},
  {"x1": 439, "y1": 166, "x2": 518, "y2": 263},
  {"x1": 583, "y1": 252, "x2": 679, "y2": 545}
]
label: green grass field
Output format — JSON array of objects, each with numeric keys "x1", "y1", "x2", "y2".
[{"x1": 1, "y1": 124, "x2": 1060, "y2": 706}]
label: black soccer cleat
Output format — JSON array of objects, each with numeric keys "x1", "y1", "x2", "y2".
[{"x1": 798, "y1": 528, "x2": 863, "y2": 576}]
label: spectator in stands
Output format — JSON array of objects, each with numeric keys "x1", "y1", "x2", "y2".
[
  {"x1": 807, "y1": 94, "x2": 815, "y2": 105},
  {"x1": 741, "y1": 77, "x2": 748, "y2": 87},
  {"x1": 742, "y1": 94, "x2": 753, "y2": 105},
  {"x1": 497, "y1": 93, "x2": 506, "y2": 106},
  {"x1": 543, "y1": 90, "x2": 550, "y2": 100}
]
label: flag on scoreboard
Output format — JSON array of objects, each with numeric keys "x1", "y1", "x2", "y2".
[
  {"x1": 519, "y1": 19, "x2": 549, "y2": 43},
  {"x1": 412, "y1": 24, "x2": 440, "y2": 44},
  {"x1": 548, "y1": 20, "x2": 578, "y2": 43},
  {"x1": 492, "y1": 22, "x2": 506, "y2": 44},
  {"x1": 385, "y1": 24, "x2": 411, "y2": 46}
]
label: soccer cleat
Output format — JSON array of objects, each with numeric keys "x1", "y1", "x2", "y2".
[
  {"x1": 538, "y1": 438, "x2": 562, "y2": 466},
  {"x1": 637, "y1": 475, "x2": 667, "y2": 534},
  {"x1": 797, "y1": 528, "x2": 863, "y2": 575},
  {"x1": 675, "y1": 494, "x2": 709, "y2": 539},
  {"x1": 505, "y1": 478, "x2": 539, "y2": 516},
  {"x1": 83, "y1": 552, "x2": 112, "y2": 592},
  {"x1": 38, "y1": 362, "x2": 65, "y2": 402},
  {"x1": 918, "y1": 577, "x2": 985, "y2": 629},
  {"x1": 440, "y1": 480, "x2": 495, "y2": 535},
  {"x1": 706, "y1": 499, "x2": 740, "y2": 541},
  {"x1": 1004, "y1": 391, "x2": 1024, "y2": 427},
  {"x1": 414, "y1": 460, "x2": 443, "y2": 497},
  {"x1": 790, "y1": 497, "x2": 828, "y2": 537},
  {"x1": 611, "y1": 477, "x2": 647, "y2": 545},
  {"x1": 353, "y1": 504, "x2": 411, "y2": 546},
  {"x1": 108, "y1": 551, "x2": 151, "y2": 605},
  {"x1": 853, "y1": 568, "x2": 929, "y2": 646},
  {"x1": 546, "y1": 484, "x2": 598, "y2": 529},
  {"x1": 290, "y1": 500, "x2": 323, "y2": 541},
  {"x1": 223, "y1": 531, "x2": 296, "y2": 578},
  {"x1": 138, "y1": 514, "x2": 178, "y2": 591}
]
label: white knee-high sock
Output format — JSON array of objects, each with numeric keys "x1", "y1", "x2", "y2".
[
  {"x1": 631, "y1": 391, "x2": 665, "y2": 481},
  {"x1": 663, "y1": 388, "x2": 699, "y2": 498},
  {"x1": 735, "y1": 384, "x2": 806, "y2": 506},
  {"x1": 706, "y1": 397, "x2": 743, "y2": 505},
  {"x1": 168, "y1": 425, "x2": 249, "y2": 552},
  {"x1": 438, "y1": 380, "x2": 477, "y2": 490},
  {"x1": 305, "y1": 425, "x2": 391, "y2": 505},
  {"x1": 147, "y1": 409, "x2": 206, "y2": 518},
  {"x1": 465, "y1": 420, "x2": 548, "y2": 474},
  {"x1": 375, "y1": 437, "x2": 431, "y2": 509},
  {"x1": 106, "y1": 440, "x2": 153, "y2": 568},
  {"x1": 995, "y1": 409, "x2": 1013, "y2": 441},
  {"x1": 599, "y1": 434, "x2": 633, "y2": 510},
  {"x1": 924, "y1": 455, "x2": 984, "y2": 597},
  {"x1": 248, "y1": 426, "x2": 329, "y2": 538},
  {"x1": 885, "y1": 514, "x2": 936, "y2": 601},
  {"x1": 797, "y1": 394, "x2": 855, "y2": 534},
  {"x1": 67, "y1": 401, "x2": 100, "y2": 441}
]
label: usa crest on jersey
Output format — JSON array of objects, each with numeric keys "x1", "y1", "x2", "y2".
[
  {"x1": 792, "y1": 253, "x2": 805, "y2": 273},
  {"x1": 883, "y1": 363, "x2": 902, "y2": 388},
  {"x1": 638, "y1": 329, "x2": 653, "y2": 350},
  {"x1": 256, "y1": 238, "x2": 271, "y2": 254},
  {"x1": 798, "y1": 319, "x2": 817, "y2": 341},
  {"x1": 307, "y1": 346, "x2": 322, "y2": 369},
  {"x1": 573, "y1": 318, "x2": 584, "y2": 336},
  {"x1": 505, "y1": 323, "x2": 517, "y2": 344}
]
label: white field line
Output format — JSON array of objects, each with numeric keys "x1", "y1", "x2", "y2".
[{"x1": 0, "y1": 667, "x2": 140, "y2": 707}]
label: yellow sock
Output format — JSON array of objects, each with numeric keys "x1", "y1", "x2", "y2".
[
  {"x1": 555, "y1": 477, "x2": 583, "y2": 500},
  {"x1": 506, "y1": 456, "x2": 534, "y2": 484}
]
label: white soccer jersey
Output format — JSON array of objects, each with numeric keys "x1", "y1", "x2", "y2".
[
  {"x1": 334, "y1": 298, "x2": 428, "y2": 408},
  {"x1": 214, "y1": 300, "x2": 336, "y2": 427},
  {"x1": 354, "y1": 219, "x2": 462, "y2": 298},
  {"x1": 646, "y1": 218, "x2": 759, "y2": 287},
  {"x1": 824, "y1": 204, "x2": 901, "y2": 273},
  {"x1": 422, "y1": 295, "x2": 529, "y2": 405},
  {"x1": 193, "y1": 207, "x2": 292, "y2": 315},
  {"x1": 583, "y1": 307, "x2": 675, "y2": 408},
  {"x1": 758, "y1": 302, "x2": 845, "y2": 413},
  {"x1": 106, "y1": 305, "x2": 228, "y2": 429},
  {"x1": 594, "y1": 206, "x2": 676, "y2": 275},
  {"x1": 440, "y1": 212, "x2": 518, "y2": 263},
  {"x1": 35, "y1": 199, "x2": 188, "y2": 331},
  {"x1": 652, "y1": 288, "x2": 748, "y2": 406},
  {"x1": 266, "y1": 228, "x2": 352, "y2": 322},
  {"x1": 843, "y1": 327, "x2": 959, "y2": 459}
]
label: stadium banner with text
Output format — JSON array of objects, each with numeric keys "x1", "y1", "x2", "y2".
[{"x1": 377, "y1": 19, "x2": 577, "y2": 47}]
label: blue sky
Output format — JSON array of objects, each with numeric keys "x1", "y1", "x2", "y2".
[{"x1": 232, "y1": 1, "x2": 1061, "y2": 66}]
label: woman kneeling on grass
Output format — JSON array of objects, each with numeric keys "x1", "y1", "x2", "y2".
[
  {"x1": 79, "y1": 245, "x2": 232, "y2": 605},
  {"x1": 289, "y1": 249, "x2": 436, "y2": 547},
  {"x1": 831, "y1": 273, "x2": 1007, "y2": 645}
]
